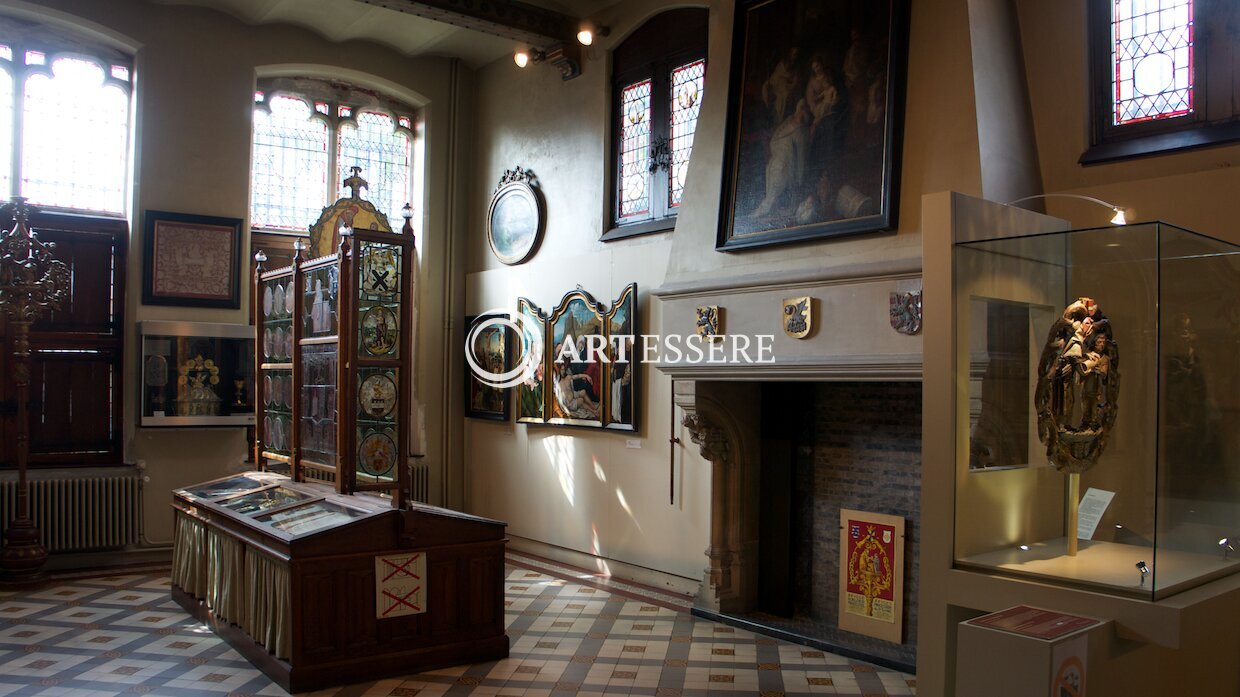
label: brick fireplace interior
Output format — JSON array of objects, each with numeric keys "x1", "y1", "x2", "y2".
[{"x1": 746, "y1": 381, "x2": 922, "y2": 668}]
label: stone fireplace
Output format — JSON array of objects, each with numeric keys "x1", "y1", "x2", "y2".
[{"x1": 654, "y1": 263, "x2": 923, "y2": 670}]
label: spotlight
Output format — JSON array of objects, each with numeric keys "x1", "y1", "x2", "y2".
[
  {"x1": 576, "y1": 23, "x2": 610, "y2": 46},
  {"x1": 1006, "y1": 193, "x2": 1132, "y2": 226},
  {"x1": 1221, "y1": 538, "x2": 1234, "y2": 559},
  {"x1": 514, "y1": 50, "x2": 530, "y2": 68},
  {"x1": 1109, "y1": 207, "x2": 1128, "y2": 225},
  {"x1": 1135, "y1": 560, "x2": 1149, "y2": 586}
]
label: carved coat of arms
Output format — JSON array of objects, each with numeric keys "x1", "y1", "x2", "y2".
[
  {"x1": 695, "y1": 305, "x2": 721, "y2": 340},
  {"x1": 782, "y1": 296, "x2": 812, "y2": 339},
  {"x1": 890, "y1": 290, "x2": 922, "y2": 335}
]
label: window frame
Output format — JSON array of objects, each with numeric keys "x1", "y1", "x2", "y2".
[
  {"x1": 250, "y1": 78, "x2": 419, "y2": 236},
  {"x1": 1084, "y1": 0, "x2": 1240, "y2": 164},
  {"x1": 0, "y1": 211, "x2": 127, "y2": 468},
  {"x1": 0, "y1": 38, "x2": 133, "y2": 217},
  {"x1": 602, "y1": 9, "x2": 708, "y2": 242}
]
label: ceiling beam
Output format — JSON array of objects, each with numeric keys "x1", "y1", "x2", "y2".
[{"x1": 352, "y1": 0, "x2": 578, "y2": 49}]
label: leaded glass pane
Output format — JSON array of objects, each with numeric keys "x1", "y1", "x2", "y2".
[
  {"x1": 251, "y1": 95, "x2": 330, "y2": 230},
  {"x1": 337, "y1": 110, "x2": 411, "y2": 227},
  {"x1": 1112, "y1": 0, "x2": 1193, "y2": 125},
  {"x1": 669, "y1": 59, "x2": 704, "y2": 208},
  {"x1": 22, "y1": 57, "x2": 129, "y2": 213},
  {"x1": 618, "y1": 79, "x2": 651, "y2": 219},
  {"x1": 0, "y1": 69, "x2": 12, "y2": 198}
]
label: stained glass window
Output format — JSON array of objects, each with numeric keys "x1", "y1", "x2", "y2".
[
  {"x1": 337, "y1": 110, "x2": 411, "y2": 227},
  {"x1": 250, "y1": 81, "x2": 420, "y2": 234},
  {"x1": 669, "y1": 59, "x2": 705, "y2": 208},
  {"x1": 618, "y1": 79, "x2": 651, "y2": 219},
  {"x1": 606, "y1": 8, "x2": 708, "y2": 237},
  {"x1": 1112, "y1": 0, "x2": 1193, "y2": 125},
  {"x1": 22, "y1": 56, "x2": 130, "y2": 214},
  {"x1": 0, "y1": 68, "x2": 12, "y2": 200},
  {"x1": 251, "y1": 95, "x2": 330, "y2": 230}
]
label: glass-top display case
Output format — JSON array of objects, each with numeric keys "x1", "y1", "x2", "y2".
[
  {"x1": 954, "y1": 222, "x2": 1240, "y2": 599},
  {"x1": 140, "y1": 321, "x2": 256, "y2": 426}
]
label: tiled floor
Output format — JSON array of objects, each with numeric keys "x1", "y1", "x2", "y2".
[{"x1": 0, "y1": 564, "x2": 916, "y2": 696}]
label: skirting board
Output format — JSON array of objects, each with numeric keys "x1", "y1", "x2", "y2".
[{"x1": 505, "y1": 534, "x2": 702, "y2": 600}]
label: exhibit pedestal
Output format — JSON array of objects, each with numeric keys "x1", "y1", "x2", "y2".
[{"x1": 957, "y1": 606, "x2": 1105, "y2": 697}]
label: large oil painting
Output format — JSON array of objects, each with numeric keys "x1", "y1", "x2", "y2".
[
  {"x1": 548, "y1": 290, "x2": 606, "y2": 428},
  {"x1": 717, "y1": 0, "x2": 908, "y2": 251}
]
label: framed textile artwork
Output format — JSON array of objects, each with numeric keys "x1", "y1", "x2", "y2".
[
  {"x1": 716, "y1": 0, "x2": 909, "y2": 251},
  {"x1": 143, "y1": 210, "x2": 242, "y2": 308},
  {"x1": 838, "y1": 508, "x2": 905, "y2": 643},
  {"x1": 515, "y1": 298, "x2": 547, "y2": 424},
  {"x1": 464, "y1": 313, "x2": 513, "y2": 421},
  {"x1": 516, "y1": 284, "x2": 639, "y2": 432}
]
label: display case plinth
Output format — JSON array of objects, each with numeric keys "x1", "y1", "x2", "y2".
[{"x1": 957, "y1": 537, "x2": 1240, "y2": 599}]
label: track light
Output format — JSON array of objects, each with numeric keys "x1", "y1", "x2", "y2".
[
  {"x1": 1006, "y1": 193, "x2": 1131, "y2": 226},
  {"x1": 514, "y1": 48, "x2": 546, "y2": 68}
]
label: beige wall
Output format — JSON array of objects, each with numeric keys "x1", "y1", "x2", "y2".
[
  {"x1": 1017, "y1": 0, "x2": 1240, "y2": 241},
  {"x1": 462, "y1": 0, "x2": 986, "y2": 583},
  {"x1": 5, "y1": 0, "x2": 467, "y2": 543}
]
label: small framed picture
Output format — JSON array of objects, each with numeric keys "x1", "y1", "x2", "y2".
[
  {"x1": 465, "y1": 313, "x2": 513, "y2": 421},
  {"x1": 143, "y1": 210, "x2": 243, "y2": 308}
]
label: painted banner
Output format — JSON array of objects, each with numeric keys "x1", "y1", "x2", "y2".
[{"x1": 838, "y1": 508, "x2": 904, "y2": 643}]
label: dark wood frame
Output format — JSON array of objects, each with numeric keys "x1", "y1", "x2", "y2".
[
  {"x1": 1082, "y1": 0, "x2": 1240, "y2": 164},
  {"x1": 143, "y1": 209, "x2": 243, "y2": 309},
  {"x1": 0, "y1": 212, "x2": 127, "y2": 467},
  {"x1": 603, "y1": 8, "x2": 709, "y2": 242},
  {"x1": 464, "y1": 313, "x2": 513, "y2": 422},
  {"x1": 716, "y1": 0, "x2": 909, "y2": 252}
]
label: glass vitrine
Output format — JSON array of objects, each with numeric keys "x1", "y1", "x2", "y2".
[
  {"x1": 953, "y1": 222, "x2": 1240, "y2": 599},
  {"x1": 254, "y1": 228, "x2": 415, "y2": 505},
  {"x1": 140, "y1": 321, "x2": 255, "y2": 426}
]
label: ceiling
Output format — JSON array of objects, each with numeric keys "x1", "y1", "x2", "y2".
[{"x1": 150, "y1": 0, "x2": 619, "y2": 68}]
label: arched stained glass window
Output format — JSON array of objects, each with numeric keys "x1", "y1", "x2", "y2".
[
  {"x1": 250, "y1": 78, "x2": 419, "y2": 235},
  {"x1": 251, "y1": 95, "x2": 330, "y2": 230},
  {"x1": 0, "y1": 40, "x2": 131, "y2": 214},
  {"x1": 604, "y1": 8, "x2": 708, "y2": 241},
  {"x1": 337, "y1": 110, "x2": 411, "y2": 227}
]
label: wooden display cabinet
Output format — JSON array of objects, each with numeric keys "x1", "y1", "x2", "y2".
[{"x1": 172, "y1": 208, "x2": 508, "y2": 692}]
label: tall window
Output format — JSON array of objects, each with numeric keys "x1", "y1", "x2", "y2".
[
  {"x1": 1087, "y1": 0, "x2": 1240, "y2": 162},
  {"x1": 603, "y1": 9, "x2": 708, "y2": 241},
  {"x1": 251, "y1": 79, "x2": 418, "y2": 234},
  {"x1": 0, "y1": 40, "x2": 132, "y2": 214},
  {"x1": 0, "y1": 26, "x2": 132, "y2": 468}
]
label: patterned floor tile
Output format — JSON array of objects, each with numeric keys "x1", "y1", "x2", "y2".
[{"x1": 0, "y1": 564, "x2": 914, "y2": 696}]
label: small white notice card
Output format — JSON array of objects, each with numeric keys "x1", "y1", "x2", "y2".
[{"x1": 1077, "y1": 488, "x2": 1116, "y2": 540}]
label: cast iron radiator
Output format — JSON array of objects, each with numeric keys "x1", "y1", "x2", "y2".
[{"x1": 0, "y1": 467, "x2": 140, "y2": 552}]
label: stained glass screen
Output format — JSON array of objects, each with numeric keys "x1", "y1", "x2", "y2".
[
  {"x1": 251, "y1": 95, "x2": 330, "y2": 230},
  {"x1": 617, "y1": 79, "x2": 651, "y2": 219},
  {"x1": 22, "y1": 57, "x2": 129, "y2": 213},
  {"x1": 669, "y1": 59, "x2": 705, "y2": 208},
  {"x1": 1112, "y1": 0, "x2": 1193, "y2": 125},
  {"x1": 337, "y1": 110, "x2": 412, "y2": 229}
]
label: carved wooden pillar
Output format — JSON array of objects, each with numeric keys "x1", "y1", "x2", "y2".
[{"x1": 675, "y1": 380, "x2": 761, "y2": 614}]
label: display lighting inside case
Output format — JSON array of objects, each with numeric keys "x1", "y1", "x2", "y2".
[{"x1": 953, "y1": 222, "x2": 1240, "y2": 599}]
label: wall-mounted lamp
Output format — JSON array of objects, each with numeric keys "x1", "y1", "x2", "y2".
[
  {"x1": 576, "y1": 22, "x2": 610, "y2": 46},
  {"x1": 513, "y1": 45, "x2": 580, "y2": 80},
  {"x1": 1221, "y1": 537, "x2": 1234, "y2": 559},
  {"x1": 514, "y1": 48, "x2": 546, "y2": 68},
  {"x1": 1007, "y1": 193, "x2": 1130, "y2": 225}
]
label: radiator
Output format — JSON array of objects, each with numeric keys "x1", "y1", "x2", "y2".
[
  {"x1": 0, "y1": 469, "x2": 140, "y2": 553},
  {"x1": 410, "y1": 460, "x2": 430, "y2": 503}
]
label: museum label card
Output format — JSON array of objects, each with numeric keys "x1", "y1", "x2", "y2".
[{"x1": 1076, "y1": 488, "x2": 1115, "y2": 540}]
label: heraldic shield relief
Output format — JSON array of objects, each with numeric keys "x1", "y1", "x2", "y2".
[
  {"x1": 782, "y1": 296, "x2": 812, "y2": 339},
  {"x1": 838, "y1": 508, "x2": 905, "y2": 642}
]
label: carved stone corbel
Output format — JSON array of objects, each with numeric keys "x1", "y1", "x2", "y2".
[{"x1": 682, "y1": 413, "x2": 729, "y2": 465}]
